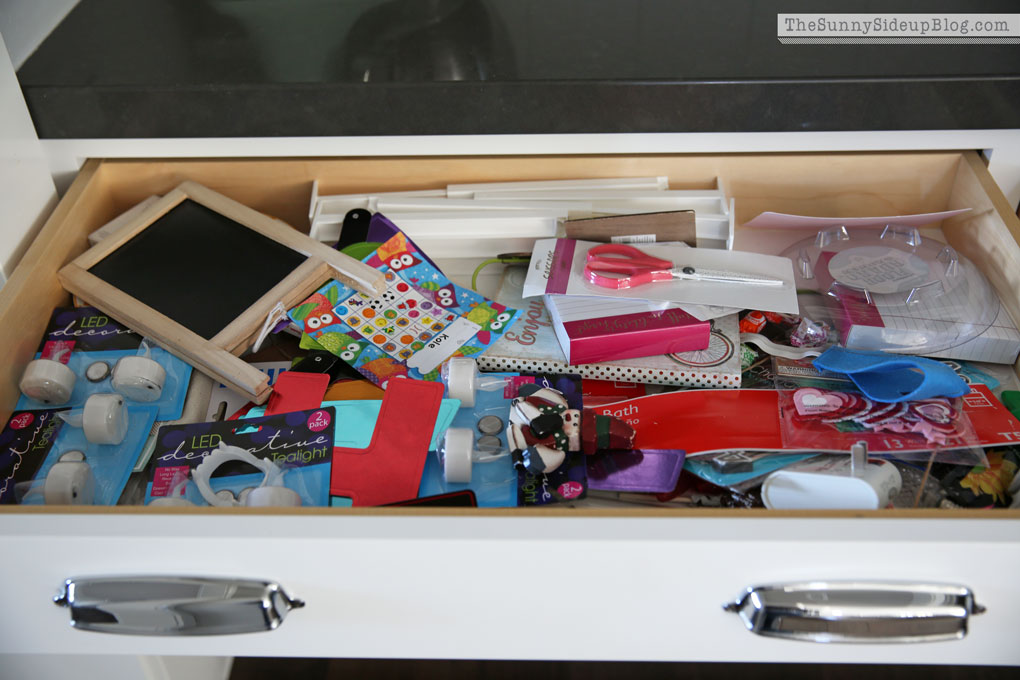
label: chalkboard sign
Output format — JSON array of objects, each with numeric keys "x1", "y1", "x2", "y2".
[
  {"x1": 88, "y1": 199, "x2": 308, "y2": 340},
  {"x1": 59, "y1": 181, "x2": 385, "y2": 403}
]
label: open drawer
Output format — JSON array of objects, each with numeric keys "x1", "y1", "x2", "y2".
[{"x1": 1, "y1": 151, "x2": 1019, "y2": 665}]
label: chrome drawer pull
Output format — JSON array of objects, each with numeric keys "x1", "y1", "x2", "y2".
[
  {"x1": 53, "y1": 576, "x2": 304, "y2": 636},
  {"x1": 723, "y1": 581, "x2": 984, "y2": 643}
]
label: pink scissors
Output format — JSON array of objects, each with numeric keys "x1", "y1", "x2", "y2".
[{"x1": 584, "y1": 244, "x2": 784, "y2": 290}]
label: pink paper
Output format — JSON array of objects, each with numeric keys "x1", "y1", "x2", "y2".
[
  {"x1": 563, "y1": 308, "x2": 710, "y2": 365},
  {"x1": 743, "y1": 208, "x2": 970, "y2": 230}
]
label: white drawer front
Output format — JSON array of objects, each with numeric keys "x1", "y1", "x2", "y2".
[{"x1": 2, "y1": 514, "x2": 1018, "y2": 665}]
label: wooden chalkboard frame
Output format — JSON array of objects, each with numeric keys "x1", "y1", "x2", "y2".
[{"x1": 58, "y1": 180, "x2": 385, "y2": 404}]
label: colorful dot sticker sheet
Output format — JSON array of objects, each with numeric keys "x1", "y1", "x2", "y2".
[{"x1": 290, "y1": 229, "x2": 522, "y2": 386}]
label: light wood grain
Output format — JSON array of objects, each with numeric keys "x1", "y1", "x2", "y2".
[
  {"x1": 90, "y1": 152, "x2": 962, "y2": 233},
  {"x1": 0, "y1": 503, "x2": 1015, "y2": 519},
  {"x1": 942, "y1": 151, "x2": 1020, "y2": 375},
  {"x1": 88, "y1": 194, "x2": 161, "y2": 245},
  {"x1": 57, "y1": 263, "x2": 271, "y2": 402},
  {"x1": 0, "y1": 159, "x2": 109, "y2": 429},
  {"x1": 317, "y1": 246, "x2": 387, "y2": 295}
]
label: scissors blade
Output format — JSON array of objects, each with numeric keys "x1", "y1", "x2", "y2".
[{"x1": 674, "y1": 266, "x2": 784, "y2": 286}]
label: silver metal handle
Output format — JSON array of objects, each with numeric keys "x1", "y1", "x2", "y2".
[
  {"x1": 53, "y1": 576, "x2": 304, "y2": 636},
  {"x1": 723, "y1": 581, "x2": 984, "y2": 643}
]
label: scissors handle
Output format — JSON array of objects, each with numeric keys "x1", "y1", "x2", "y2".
[
  {"x1": 583, "y1": 243, "x2": 785, "y2": 290},
  {"x1": 585, "y1": 266, "x2": 674, "y2": 289},
  {"x1": 585, "y1": 244, "x2": 674, "y2": 272}
]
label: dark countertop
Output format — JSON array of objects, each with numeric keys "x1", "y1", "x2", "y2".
[{"x1": 17, "y1": 0, "x2": 1020, "y2": 138}]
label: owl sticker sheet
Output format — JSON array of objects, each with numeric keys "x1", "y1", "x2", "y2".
[{"x1": 290, "y1": 228, "x2": 522, "y2": 386}]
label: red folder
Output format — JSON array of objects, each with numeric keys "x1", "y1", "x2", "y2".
[{"x1": 330, "y1": 378, "x2": 443, "y2": 506}]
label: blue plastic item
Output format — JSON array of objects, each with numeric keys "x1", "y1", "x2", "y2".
[
  {"x1": 418, "y1": 372, "x2": 518, "y2": 508},
  {"x1": 812, "y1": 347, "x2": 970, "y2": 403},
  {"x1": 22, "y1": 404, "x2": 159, "y2": 505},
  {"x1": 684, "y1": 453, "x2": 817, "y2": 488}
]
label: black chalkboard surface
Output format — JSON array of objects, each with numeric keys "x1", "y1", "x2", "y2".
[{"x1": 88, "y1": 199, "x2": 307, "y2": 340}]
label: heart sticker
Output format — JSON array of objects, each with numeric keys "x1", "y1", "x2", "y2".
[
  {"x1": 793, "y1": 388, "x2": 844, "y2": 416},
  {"x1": 911, "y1": 401, "x2": 954, "y2": 424}
]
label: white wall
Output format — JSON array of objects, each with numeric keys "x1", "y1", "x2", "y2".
[
  {"x1": 0, "y1": 0, "x2": 79, "y2": 68},
  {"x1": 0, "y1": 30, "x2": 57, "y2": 283}
]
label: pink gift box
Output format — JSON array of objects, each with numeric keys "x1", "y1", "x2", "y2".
[{"x1": 553, "y1": 306, "x2": 711, "y2": 365}]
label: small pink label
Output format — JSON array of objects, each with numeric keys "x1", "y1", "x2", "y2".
[
  {"x1": 8, "y1": 413, "x2": 33, "y2": 430},
  {"x1": 151, "y1": 466, "x2": 190, "y2": 497},
  {"x1": 307, "y1": 409, "x2": 332, "y2": 432},
  {"x1": 42, "y1": 340, "x2": 75, "y2": 363},
  {"x1": 503, "y1": 375, "x2": 536, "y2": 399},
  {"x1": 558, "y1": 481, "x2": 584, "y2": 500}
]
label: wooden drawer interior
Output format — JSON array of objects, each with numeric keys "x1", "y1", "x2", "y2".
[{"x1": 2, "y1": 150, "x2": 1019, "y2": 517}]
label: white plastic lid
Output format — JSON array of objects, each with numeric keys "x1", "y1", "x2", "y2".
[
  {"x1": 19, "y1": 358, "x2": 77, "y2": 405},
  {"x1": 762, "y1": 470, "x2": 882, "y2": 510},
  {"x1": 444, "y1": 358, "x2": 478, "y2": 408},
  {"x1": 443, "y1": 428, "x2": 475, "y2": 483},
  {"x1": 82, "y1": 393, "x2": 128, "y2": 445},
  {"x1": 112, "y1": 356, "x2": 166, "y2": 402}
]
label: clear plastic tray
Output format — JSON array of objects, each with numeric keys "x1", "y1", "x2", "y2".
[{"x1": 782, "y1": 225, "x2": 998, "y2": 354}]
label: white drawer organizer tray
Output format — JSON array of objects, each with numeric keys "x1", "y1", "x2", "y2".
[{"x1": 308, "y1": 176, "x2": 736, "y2": 253}]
